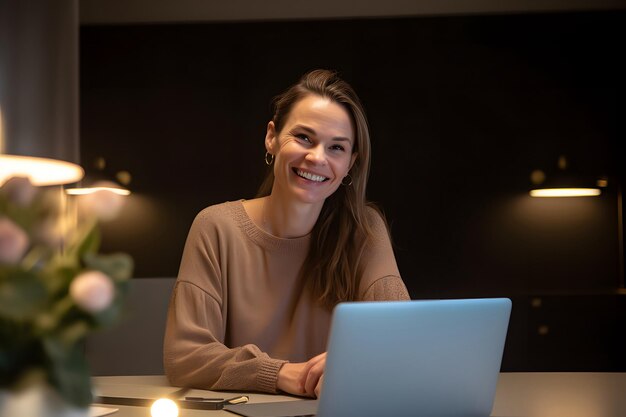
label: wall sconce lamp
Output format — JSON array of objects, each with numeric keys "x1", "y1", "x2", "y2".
[
  {"x1": 529, "y1": 155, "x2": 624, "y2": 290},
  {"x1": 529, "y1": 155, "x2": 603, "y2": 198},
  {"x1": 64, "y1": 158, "x2": 132, "y2": 222},
  {"x1": 65, "y1": 157, "x2": 131, "y2": 196},
  {"x1": 65, "y1": 181, "x2": 131, "y2": 196}
]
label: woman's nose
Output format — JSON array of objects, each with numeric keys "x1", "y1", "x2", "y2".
[{"x1": 306, "y1": 145, "x2": 327, "y2": 165}]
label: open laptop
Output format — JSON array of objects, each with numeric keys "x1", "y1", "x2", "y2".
[{"x1": 225, "y1": 297, "x2": 512, "y2": 417}]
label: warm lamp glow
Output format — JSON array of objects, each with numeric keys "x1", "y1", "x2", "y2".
[
  {"x1": 151, "y1": 398, "x2": 179, "y2": 417},
  {"x1": 529, "y1": 188, "x2": 601, "y2": 197},
  {"x1": 0, "y1": 154, "x2": 84, "y2": 186},
  {"x1": 66, "y1": 181, "x2": 129, "y2": 221},
  {"x1": 66, "y1": 186, "x2": 130, "y2": 196}
]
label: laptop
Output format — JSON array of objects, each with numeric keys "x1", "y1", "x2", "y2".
[{"x1": 225, "y1": 297, "x2": 512, "y2": 417}]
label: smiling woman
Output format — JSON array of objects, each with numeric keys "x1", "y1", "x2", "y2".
[
  {"x1": 163, "y1": 69, "x2": 409, "y2": 399},
  {"x1": 264, "y1": 95, "x2": 356, "y2": 216}
]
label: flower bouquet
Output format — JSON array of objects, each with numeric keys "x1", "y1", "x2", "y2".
[{"x1": 0, "y1": 177, "x2": 133, "y2": 413}]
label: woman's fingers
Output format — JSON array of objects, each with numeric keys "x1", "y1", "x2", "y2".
[
  {"x1": 298, "y1": 352, "x2": 326, "y2": 385},
  {"x1": 314, "y1": 374, "x2": 324, "y2": 398},
  {"x1": 301, "y1": 353, "x2": 327, "y2": 397},
  {"x1": 277, "y1": 353, "x2": 327, "y2": 398},
  {"x1": 304, "y1": 360, "x2": 325, "y2": 396}
]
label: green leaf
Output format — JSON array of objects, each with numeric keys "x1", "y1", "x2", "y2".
[
  {"x1": 62, "y1": 220, "x2": 100, "y2": 264},
  {"x1": 58, "y1": 320, "x2": 91, "y2": 347},
  {"x1": 83, "y1": 252, "x2": 134, "y2": 281},
  {"x1": 43, "y1": 337, "x2": 93, "y2": 408},
  {"x1": 33, "y1": 295, "x2": 76, "y2": 336},
  {"x1": 75, "y1": 221, "x2": 101, "y2": 257},
  {"x1": 0, "y1": 322, "x2": 46, "y2": 387},
  {"x1": 90, "y1": 283, "x2": 130, "y2": 327},
  {"x1": 21, "y1": 245, "x2": 54, "y2": 272},
  {"x1": 39, "y1": 264, "x2": 78, "y2": 297},
  {"x1": 0, "y1": 269, "x2": 48, "y2": 321}
]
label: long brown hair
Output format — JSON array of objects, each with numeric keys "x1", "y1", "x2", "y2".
[{"x1": 257, "y1": 69, "x2": 385, "y2": 309}]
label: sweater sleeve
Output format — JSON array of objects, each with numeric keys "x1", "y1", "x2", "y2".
[
  {"x1": 357, "y1": 207, "x2": 411, "y2": 302},
  {"x1": 361, "y1": 275, "x2": 410, "y2": 301},
  {"x1": 163, "y1": 208, "x2": 287, "y2": 393},
  {"x1": 163, "y1": 282, "x2": 286, "y2": 392}
]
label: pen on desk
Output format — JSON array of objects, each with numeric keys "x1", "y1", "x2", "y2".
[
  {"x1": 184, "y1": 395, "x2": 249, "y2": 404},
  {"x1": 225, "y1": 395, "x2": 249, "y2": 404},
  {"x1": 185, "y1": 397, "x2": 224, "y2": 402}
]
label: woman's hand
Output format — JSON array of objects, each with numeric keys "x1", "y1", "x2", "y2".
[
  {"x1": 277, "y1": 352, "x2": 327, "y2": 398},
  {"x1": 299, "y1": 352, "x2": 326, "y2": 398}
]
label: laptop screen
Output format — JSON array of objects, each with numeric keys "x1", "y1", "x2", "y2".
[{"x1": 317, "y1": 298, "x2": 511, "y2": 417}]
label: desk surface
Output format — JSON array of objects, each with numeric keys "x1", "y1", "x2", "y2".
[
  {"x1": 92, "y1": 372, "x2": 626, "y2": 417},
  {"x1": 93, "y1": 375, "x2": 298, "y2": 417}
]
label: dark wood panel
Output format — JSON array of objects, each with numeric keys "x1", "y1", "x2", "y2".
[{"x1": 80, "y1": 11, "x2": 626, "y2": 370}]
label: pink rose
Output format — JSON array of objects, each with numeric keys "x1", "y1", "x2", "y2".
[
  {"x1": 1, "y1": 176, "x2": 37, "y2": 206},
  {"x1": 69, "y1": 271, "x2": 115, "y2": 313},
  {"x1": 0, "y1": 217, "x2": 29, "y2": 264}
]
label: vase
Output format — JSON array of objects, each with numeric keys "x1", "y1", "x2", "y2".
[{"x1": 0, "y1": 383, "x2": 89, "y2": 417}]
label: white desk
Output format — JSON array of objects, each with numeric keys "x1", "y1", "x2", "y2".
[
  {"x1": 93, "y1": 375, "x2": 298, "y2": 417},
  {"x1": 491, "y1": 372, "x2": 626, "y2": 417},
  {"x1": 92, "y1": 372, "x2": 626, "y2": 417}
]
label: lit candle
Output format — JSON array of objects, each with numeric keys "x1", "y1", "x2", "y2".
[{"x1": 151, "y1": 398, "x2": 179, "y2": 417}]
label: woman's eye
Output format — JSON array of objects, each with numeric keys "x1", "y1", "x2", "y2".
[
  {"x1": 295, "y1": 134, "x2": 311, "y2": 143},
  {"x1": 330, "y1": 144, "x2": 346, "y2": 152}
]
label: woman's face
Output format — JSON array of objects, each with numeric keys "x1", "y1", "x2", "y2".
[{"x1": 266, "y1": 94, "x2": 357, "y2": 207}]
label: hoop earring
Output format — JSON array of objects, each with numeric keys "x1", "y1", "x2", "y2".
[
  {"x1": 341, "y1": 173, "x2": 353, "y2": 186},
  {"x1": 265, "y1": 152, "x2": 274, "y2": 166}
]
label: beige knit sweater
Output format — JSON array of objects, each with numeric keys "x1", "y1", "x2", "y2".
[{"x1": 163, "y1": 200, "x2": 409, "y2": 393}]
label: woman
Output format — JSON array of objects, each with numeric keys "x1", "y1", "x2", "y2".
[{"x1": 163, "y1": 69, "x2": 409, "y2": 398}]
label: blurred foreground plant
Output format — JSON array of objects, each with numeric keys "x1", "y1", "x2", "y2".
[{"x1": 0, "y1": 177, "x2": 133, "y2": 409}]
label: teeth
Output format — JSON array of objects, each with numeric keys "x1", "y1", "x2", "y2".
[{"x1": 297, "y1": 169, "x2": 327, "y2": 182}]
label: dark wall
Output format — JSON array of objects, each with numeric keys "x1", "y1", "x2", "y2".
[{"x1": 80, "y1": 11, "x2": 626, "y2": 371}]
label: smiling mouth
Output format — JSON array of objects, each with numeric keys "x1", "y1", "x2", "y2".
[{"x1": 294, "y1": 168, "x2": 329, "y2": 183}]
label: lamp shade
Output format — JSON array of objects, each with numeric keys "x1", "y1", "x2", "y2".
[
  {"x1": 529, "y1": 156, "x2": 602, "y2": 198},
  {"x1": 65, "y1": 158, "x2": 131, "y2": 196},
  {"x1": 0, "y1": 154, "x2": 84, "y2": 186},
  {"x1": 530, "y1": 188, "x2": 601, "y2": 197},
  {"x1": 66, "y1": 180, "x2": 130, "y2": 196},
  {"x1": 0, "y1": 0, "x2": 82, "y2": 187}
]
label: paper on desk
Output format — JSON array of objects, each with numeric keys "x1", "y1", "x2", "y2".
[
  {"x1": 90, "y1": 406, "x2": 118, "y2": 416},
  {"x1": 224, "y1": 400, "x2": 319, "y2": 417}
]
